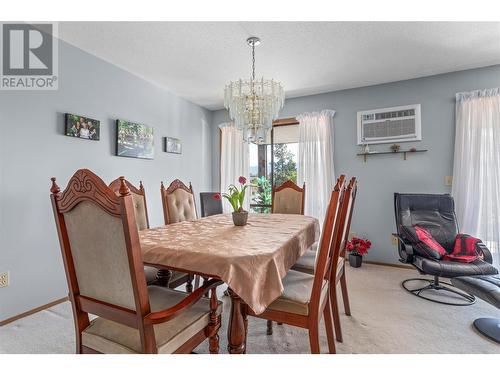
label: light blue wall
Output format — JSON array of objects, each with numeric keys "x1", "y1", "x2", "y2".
[
  {"x1": 0, "y1": 41, "x2": 213, "y2": 321},
  {"x1": 211, "y1": 65, "x2": 500, "y2": 265}
]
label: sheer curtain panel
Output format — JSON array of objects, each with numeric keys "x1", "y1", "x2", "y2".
[
  {"x1": 296, "y1": 110, "x2": 336, "y2": 226},
  {"x1": 452, "y1": 88, "x2": 500, "y2": 267},
  {"x1": 219, "y1": 123, "x2": 250, "y2": 212}
]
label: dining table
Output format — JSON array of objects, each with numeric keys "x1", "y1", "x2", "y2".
[{"x1": 139, "y1": 213, "x2": 320, "y2": 354}]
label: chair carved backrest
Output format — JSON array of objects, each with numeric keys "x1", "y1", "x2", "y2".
[
  {"x1": 50, "y1": 169, "x2": 155, "y2": 352},
  {"x1": 109, "y1": 178, "x2": 150, "y2": 231},
  {"x1": 161, "y1": 179, "x2": 198, "y2": 225},
  {"x1": 309, "y1": 176, "x2": 345, "y2": 315},
  {"x1": 272, "y1": 180, "x2": 306, "y2": 215},
  {"x1": 200, "y1": 192, "x2": 223, "y2": 217},
  {"x1": 329, "y1": 177, "x2": 357, "y2": 283}
]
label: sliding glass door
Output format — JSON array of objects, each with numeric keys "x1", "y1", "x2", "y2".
[{"x1": 249, "y1": 125, "x2": 298, "y2": 213}]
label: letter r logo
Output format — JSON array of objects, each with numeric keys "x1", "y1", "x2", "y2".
[{"x1": 2, "y1": 23, "x2": 53, "y2": 75}]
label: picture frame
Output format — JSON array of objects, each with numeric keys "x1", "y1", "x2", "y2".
[
  {"x1": 116, "y1": 119, "x2": 154, "y2": 159},
  {"x1": 65, "y1": 113, "x2": 100, "y2": 141},
  {"x1": 164, "y1": 136, "x2": 182, "y2": 154}
]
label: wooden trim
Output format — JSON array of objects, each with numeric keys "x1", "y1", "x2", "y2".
[
  {"x1": 273, "y1": 117, "x2": 299, "y2": 127},
  {"x1": 0, "y1": 296, "x2": 68, "y2": 326},
  {"x1": 363, "y1": 260, "x2": 413, "y2": 270}
]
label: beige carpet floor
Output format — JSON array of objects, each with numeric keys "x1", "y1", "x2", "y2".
[{"x1": 1, "y1": 264, "x2": 498, "y2": 354}]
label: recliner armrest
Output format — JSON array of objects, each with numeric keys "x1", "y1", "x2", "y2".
[
  {"x1": 476, "y1": 240, "x2": 493, "y2": 264},
  {"x1": 392, "y1": 233, "x2": 415, "y2": 263}
]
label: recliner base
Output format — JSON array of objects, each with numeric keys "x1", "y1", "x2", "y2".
[
  {"x1": 473, "y1": 318, "x2": 500, "y2": 343},
  {"x1": 402, "y1": 277, "x2": 476, "y2": 306}
]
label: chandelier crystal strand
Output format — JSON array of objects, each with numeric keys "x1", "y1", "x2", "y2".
[{"x1": 224, "y1": 37, "x2": 285, "y2": 144}]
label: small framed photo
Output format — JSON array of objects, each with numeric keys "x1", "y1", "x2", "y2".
[
  {"x1": 65, "y1": 113, "x2": 100, "y2": 141},
  {"x1": 116, "y1": 119, "x2": 154, "y2": 159},
  {"x1": 164, "y1": 137, "x2": 182, "y2": 154}
]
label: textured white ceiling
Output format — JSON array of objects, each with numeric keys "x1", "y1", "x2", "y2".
[{"x1": 59, "y1": 22, "x2": 500, "y2": 110}]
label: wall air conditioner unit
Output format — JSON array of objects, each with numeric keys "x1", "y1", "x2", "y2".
[{"x1": 357, "y1": 104, "x2": 421, "y2": 145}]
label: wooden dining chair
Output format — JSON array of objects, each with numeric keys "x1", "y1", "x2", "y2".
[
  {"x1": 243, "y1": 177, "x2": 346, "y2": 354},
  {"x1": 272, "y1": 180, "x2": 306, "y2": 215},
  {"x1": 109, "y1": 178, "x2": 191, "y2": 290},
  {"x1": 160, "y1": 179, "x2": 201, "y2": 291},
  {"x1": 50, "y1": 169, "x2": 223, "y2": 354},
  {"x1": 291, "y1": 177, "x2": 357, "y2": 344},
  {"x1": 161, "y1": 179, "x2": 198, "y2": 224}
]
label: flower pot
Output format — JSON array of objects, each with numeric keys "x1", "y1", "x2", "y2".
[
  {"x1": 349, "y1": 253, "x2": 363, "y2": 268},
  {"x1": 232, "y1": 211, "x2": 248, "y2": 226}
]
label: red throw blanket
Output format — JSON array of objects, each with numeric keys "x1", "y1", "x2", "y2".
[{"x1": 443, "y1": 234, "x2": 481, "y2": 263}]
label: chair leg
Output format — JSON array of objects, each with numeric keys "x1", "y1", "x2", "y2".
[
  {"x1": 330, "y1": 285, "x2": 343, "y2": 343},
  {"x1": 209, "y1": 333, "x2": 219, "y2": 354},
  {"x1": 266, "y1": 320, "x2": 273, "y2": 335},
  {"x1": 186, "y1": 275, "x2": 194, "y2": 293},
  {"x1": 308, "y1": 321, "x2": 321, "y2": 354},
  {"x1": 194, "y1": 275, "x2": 201, "y2": 289},
  {"x1": 340, "y1": 270, "x2": 351, "y2": 316},
  {"x1": 323, "y1": 298, "x2": 336, "y2": 354}
]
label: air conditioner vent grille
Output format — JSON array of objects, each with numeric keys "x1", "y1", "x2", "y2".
[{"x1": 357, "y1": 104, "x2": 421, "y2": 145}]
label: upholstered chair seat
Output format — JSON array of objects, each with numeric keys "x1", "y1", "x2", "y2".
[
  {"x1": 292, "y1": 243, "x2": 318, "y2": 275},
  {"x1": 267, "y1": 270, "x2": 329, "y2": 316},
  {"x1": 82, "y1": 286, "x2": 223, "y2": 354},
  {"x1": 292, "y1": 250, "x2": 345, "y2": 278}
]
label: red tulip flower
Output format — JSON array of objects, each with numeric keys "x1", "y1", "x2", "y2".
[
  {"x1": 238, "y1": 176, "x2": 247, "y2": 185},
  {"x1": 213, "y1": 193, "x2": 221, "y2": 200}
]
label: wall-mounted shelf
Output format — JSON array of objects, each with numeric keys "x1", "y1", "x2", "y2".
[{"x1": 357, "y1": 149, "x2": 428, "y2": 162}]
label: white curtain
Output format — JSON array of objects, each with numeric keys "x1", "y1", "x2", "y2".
[
  {"x1": 452, "y1": 88, "x2": 500, "y2": 267},
  {"x1": 296, "y1": 110, "x2": 336, "y2": 226},
  {"x1": 219, "y1": 123, "x2": 250, "y2": 213}
]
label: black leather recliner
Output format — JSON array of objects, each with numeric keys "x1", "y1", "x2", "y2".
[{"x1": 394, "y1": 193, "x2": 498, "y2": 305}]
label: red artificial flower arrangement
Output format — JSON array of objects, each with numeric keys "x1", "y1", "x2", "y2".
[{"x1": 346, "y1": 237, "x2": 372, "y2": 256}]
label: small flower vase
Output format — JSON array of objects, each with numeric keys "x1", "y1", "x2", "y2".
[
  {"x1": 232, "y1": 211, "x2": 248, "y2": 226},
  {"x1": 349, "y1": 253, "x2": 363, "y2": 268}
]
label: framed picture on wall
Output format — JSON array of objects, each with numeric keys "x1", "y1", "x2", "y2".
[
  {"x1": 164, "y1": 136, "x2": 182, "y2": 154},
  {"x1": 116, "y1": 119, "x2": 154, "y2": 159},
  {"x1": 65, "y1": 113, "x2": 100, "y2": 141}
]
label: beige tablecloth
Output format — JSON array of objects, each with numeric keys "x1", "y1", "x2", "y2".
[{"x1": 140, "y1": 213, "x2": 319, "y2": 314}]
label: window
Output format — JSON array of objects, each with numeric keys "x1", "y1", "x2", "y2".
[{"x1": 249, "y1": 123, "x2": 299, "y2": 213}]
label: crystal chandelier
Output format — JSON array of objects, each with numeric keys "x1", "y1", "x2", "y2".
[{"x1": 224, "y1": 37, "x2": 285, "y2": 144}]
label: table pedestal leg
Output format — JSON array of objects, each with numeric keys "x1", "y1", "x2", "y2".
[
  {"x1": 156, "y1": 269, "x2": 172, "y2": 287},
  {"x1": 227, "y1": 288, "x2": 247, "y2": 354}
]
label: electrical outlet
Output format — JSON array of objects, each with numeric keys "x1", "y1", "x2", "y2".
[
  {"x1": 445, "y1": 176, "x2": 453, "y2": 186},
  {"x1": 391, "y1": 235, "x2": 399, "y2": 246},
  {"x1": 0, "y1": 271, "x2": 9, "y2": 288}
]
